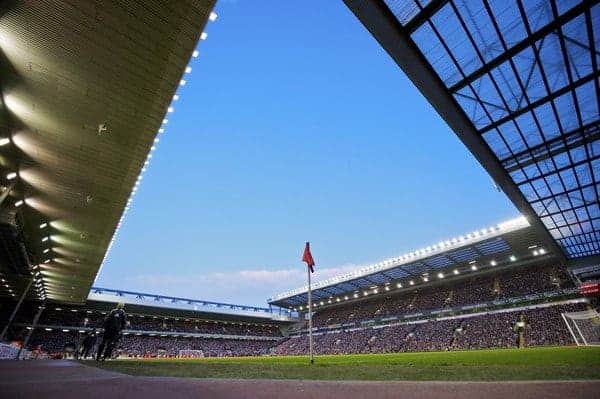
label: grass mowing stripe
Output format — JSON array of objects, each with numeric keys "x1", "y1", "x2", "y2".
[{"x1": 86, "y1": 346, "x2": 600, "y2": 381}]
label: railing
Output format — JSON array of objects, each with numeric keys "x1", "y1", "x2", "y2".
[{"x1": 287, "y1": 288, "x2": 583, "y2": 335}]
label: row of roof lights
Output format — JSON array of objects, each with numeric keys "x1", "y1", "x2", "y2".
[
  {"x1": 35, "y1": 220, "x2": 51, "y2": 300},
  {"x1": 274, "y1": 216, "x2": 529, "y2": 300},
  {"x1": 291, "y1": 251, "x2": 544, "y2": 311},
  {"x1": 96, "y1": 10, "x2": 218, "y2": 278},
  {"x1": 0, "y1": 146, "x2": 50, "y2": 300}
]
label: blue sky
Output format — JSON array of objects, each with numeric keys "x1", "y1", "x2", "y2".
[{"x1": 95, "y1": 0, "x2": 518, "y2": 306}]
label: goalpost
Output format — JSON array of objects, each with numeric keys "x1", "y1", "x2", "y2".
[
  {"x1": 561, "y1": 309, "x2": 600, "y2": 346},
  {"x1": 178, "y1": 349, "x2": 204, "y2": 358}
]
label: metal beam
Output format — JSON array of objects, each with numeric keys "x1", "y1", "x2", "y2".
[
  {"x1": 342, "y1": 0, "x2": 566, "y2": 263},
  {"x1": 503, "y1": 122, "x2": 600, "y2": 173},
  {"x1": 403, "y1": 0, "x2": 449, "y2": 34},
  {"x1": 0, "y1": 182, "x2": 15, "y2": 207},
  {"x1": 448, "y1": 0, "x2": 597, "y2": 93}
]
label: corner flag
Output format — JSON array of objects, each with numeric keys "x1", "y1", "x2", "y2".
[
  {"x1": 302, "y1": 242, "x2": 315, "y2": 273},
  {"x1": 302, "y1": 241, "x2": 315, "y2": 364}
]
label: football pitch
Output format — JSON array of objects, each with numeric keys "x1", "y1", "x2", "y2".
[{"x1": 88, "y1": 346, "x2": 600, "y2": 381}]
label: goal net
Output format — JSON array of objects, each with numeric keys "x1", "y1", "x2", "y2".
[
  {"x1": 178, "y1": 349, "x2": 204, "y2": 358},
  {"x1": 561, "y1": 309, "x2": 600, "y2": 346}
]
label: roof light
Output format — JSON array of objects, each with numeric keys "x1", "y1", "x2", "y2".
[
  {"x1": 336, "y1": 298, "x2": 340, "y2": 302},
  {"x1": 453, "y1": 269, "x2": 459, "y2": 275},
  {"x1": 200, "y1": 32, "x2": 208, "y2": 40},
  {"x1": 423, "y1": 276, "x2": 429, "y2": 282},
  {"x1": 471, "y1": 265, "x2": 478, "y2": 271},
  {"x1": 173, "y1": 95, "x2": 179, "y2": 101},
  {"x1": 396, "y1": 283, "x2": 402, "y2": 288},
  {"x1": 319, "y1": 301, "x2": 324, "y2": 306},
  {"x1": 6, "y1": 172, "x2": 17, "y2": 180},
  {"x1": 539, "y1": 248, "x2": 546, "y2": 255},
  {"x1": 384, "y1": 286, "x2": 390, "y2": 291},
  {"x1": 363, "y1": 291, "x2": 368, "y2": 296},
  {"x1": 373, "y1": 288, "x2": 378, "y2": 294},
  {"x1": 209, "y1": 11, "x2": 218, "y2": 21},
  {"x1": 490, "y1": 260, "x2": 497, "y2": 266},
  {"x1": 44, "y1": 259, "x2": 50, "y2": 264},
  {"x1": 437, "y1": 273, "x2": 444, "y2": 279},
  {"x1": 179, "y1": 79, "x2": 186, "y2": 86},
  {"x1": 353, "y1": 293, "x2": 359, "y2": 298},
  {"x1": 43, "y1": 249, "x2": 49, "y2": 254},
  {"x1": 185, "y1": 66, "x2": 192, "y2": 74},
  {"x1": 409, "y1": 280, "x2": 414, "y2": 286},
  {"x1": 0, "y1": 138, "x2": 10, "y2": 146},
  {"x1": 533, "y1": 250, "x2": 539, "y2": 256},
  {"x1": 510, "y1": 255, "x2": 517, "y2": 262},
  {"x1": 167, "y1": 106, "x2": 174, "y2": 113},
  {"x1": 15, "y1": 200, "x2": 23, "y2": 207},
  {"x1": 40, "y1": 222, "x2": 48, "y2": 229},
  {"x1": 192, "y1": 50, "x2": 199, "y2": 58}
]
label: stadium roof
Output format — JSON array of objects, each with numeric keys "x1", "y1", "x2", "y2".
[
  {"x1": 343, "y1": 0, "x2": 599, "y2": 263},
  {"x1": 269, "y1": 216, "x2": 555, "y2": 309},
  {"x1": 0, "y1": 1, "x2": 215, "y2": 303},
  {"x1": 87, "y1": 287, "x2": 295, "y2": 324}
]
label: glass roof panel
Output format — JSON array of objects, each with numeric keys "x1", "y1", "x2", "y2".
[{"x1": 379, "y1": 0, "x2": 599, "y2": 258}]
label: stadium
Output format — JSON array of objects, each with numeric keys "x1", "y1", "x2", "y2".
[{"x1": 0, "y1": 0, "x2": 599, "y2": 398}]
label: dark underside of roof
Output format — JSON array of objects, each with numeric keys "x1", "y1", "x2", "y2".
[
  {"x1": 344, "y1": 0, "x2": 600, "y2": 261},
  {"x1": 0, "y1": 0, "x2": 215, "y2": 303}
]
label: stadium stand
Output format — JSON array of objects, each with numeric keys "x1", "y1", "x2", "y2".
[
  {"x1": 274, "y1": 302, "x2": 587, "y2": 356},
  {"x1": 310, "y1": 263, "x2": 571, "y2": 328}
]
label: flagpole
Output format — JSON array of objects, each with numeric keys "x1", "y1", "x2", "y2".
[{"x1": 307, "y1": 265, "x2": 314, "y2": 365}]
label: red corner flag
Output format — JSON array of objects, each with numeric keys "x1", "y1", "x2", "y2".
[{"x1": 302, "y1": 242, "x2": 315, "y2": 273}]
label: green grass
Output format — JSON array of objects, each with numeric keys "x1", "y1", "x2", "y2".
[{"x1": 85, "y1": 346, "x2": 600, "y2": 381}]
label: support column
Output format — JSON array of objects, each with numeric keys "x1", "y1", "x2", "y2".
[
  {"x1": 16, "y1": 301, "x2": 45, "y2": 360},
  {"x1": 0, "y1": 277, "x2": 34, "y2": 342}
]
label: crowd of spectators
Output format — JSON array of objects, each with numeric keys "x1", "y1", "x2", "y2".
[
  {"x1": 276, "y1": 303, "x2": 585, "y2": 355},
  {"x1": 312, "y1": 264, "x2": 572, "y2": 327},
  {"x1": 24, "y1": 329, "x2": 275, "y2": 358},
  {"x1": 117, "y1": 335, "x2": 273, "y2": 357}
]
